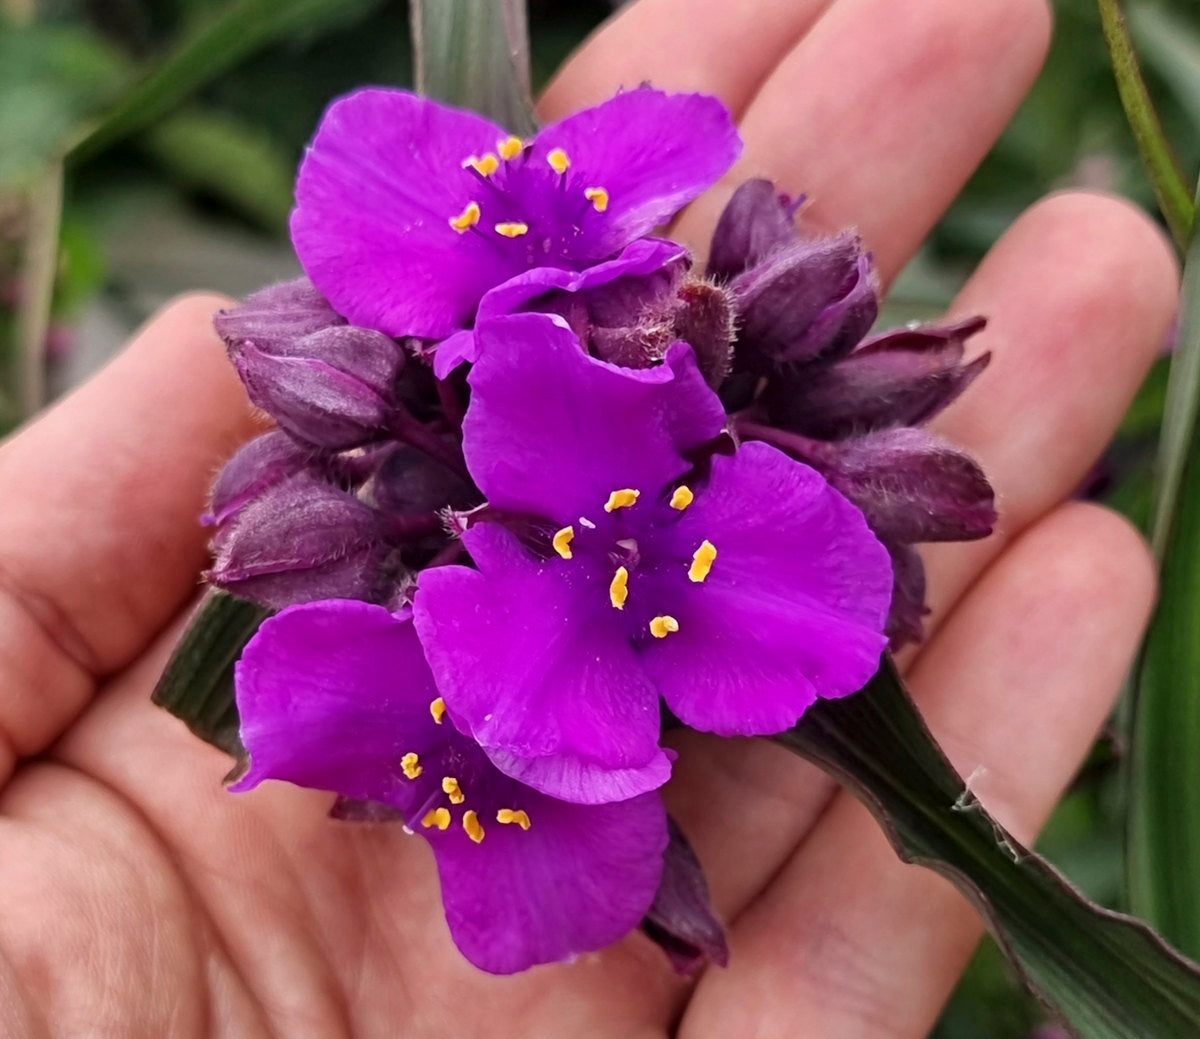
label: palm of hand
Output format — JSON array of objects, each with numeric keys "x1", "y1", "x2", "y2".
[{"x1": 0, "y1": 1, "x2": 1178, "y2": 1036}]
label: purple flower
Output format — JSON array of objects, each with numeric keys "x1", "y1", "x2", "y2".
[
  {"x1": 413, "y1": 315, "x2": 893, "y2": 804},
  {"x1": 291, "y1": 86, "x2": 741, "y2": 341},
  {"x1": 232, "y1": 599, "x2": 669, "y2": 975}
]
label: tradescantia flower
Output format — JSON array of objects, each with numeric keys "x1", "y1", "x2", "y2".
[
  {"x1": 290, "y1": 86, "x2": 741, "y2": 342},
  {"x1": 232, "y1": 598, "x2": 669, "y2": 975},
  {"x1": 413, "y1": 314, "x2": 893, "y2": 804}
]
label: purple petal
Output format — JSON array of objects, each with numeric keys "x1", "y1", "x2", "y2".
[
  {"x1": 291, "y1": 89, "x2": 514, "y2": 339},
  {"x1": 413, "y1": 521, "x2": 670, "y2": 804},
  {"x1": 533, "y1": 88, "x2": 741, "y2": 256},
  {"x1": 641, "y1": 442, "x2": 892, "y2": 734},
  {"x1": 464, "y1": 314, "x2": 726, "y2": 524},
  {"x1": 641, "y1": 817, "x2": 728, "y2": 973},
  {"x1": 886, "y1": 542, "x2": 929, "y2": 647},
  {"x1": 434, "y1": 787, "x2": 668, "y2": 974},
  {"x1": 431, "y1": 238, "x2": 686, "y2": 378},
  {"x1": 232, "y1": 601, "x2": 438, "y2": 806}
]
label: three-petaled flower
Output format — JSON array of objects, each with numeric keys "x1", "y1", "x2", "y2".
[
  {"x1": 413, "y1": 314, "x2": 895, "y2": 804},
  {"x1": 233, "y1": 599, "x2": 668, "y2": 974},
  {"x1": 291, "y1": 86, "x2": 741, "y2": 342}
]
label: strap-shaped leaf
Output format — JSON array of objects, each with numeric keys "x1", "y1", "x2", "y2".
[
  {"x1": 777, "y1": 659, "x2": 1200, "y2": 1039},
  {"x1": 410, "y1": 0, "x2": 537, "y2": 134},
  {"x1": 152, "y1": 590, "x2": 267, "y2": 759}
]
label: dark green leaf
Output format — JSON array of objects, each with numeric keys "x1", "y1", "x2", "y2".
[
  {"x1": 778, "y1": 660, "x2": 1200, "y2": 1039},
  {"x1": 152, "y1": 590, "x2": 267, "y2": 759},
  {"x1": 1096, "y1": 0, "x2": 1195, "y2": 249},
  {"x1": 68, "y1": 0, "x2": 365, "y2": 164},
  {"x1": 411, "y1": 0, "x2": 537, "y2": 134},
  {"x1": 1128, "y1": 192, "x2": 1200, "y2": 957}
]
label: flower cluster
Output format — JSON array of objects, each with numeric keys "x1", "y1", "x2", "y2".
[{"x1": 203, "y1": 86, "x2": 995, "y2": 974}]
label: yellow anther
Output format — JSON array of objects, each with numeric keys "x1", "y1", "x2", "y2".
[
  {"x1": 688, "y1": 540, "x2": 717, "y2": 583},
  {"x1": 609, "y1": 566, "x2": 629, "y2": 610},
  {"x1": 604, "y1": 488, "x2": 640, "y2": 512},
  {"x1": 422, "y1": 807, "x2": 452, "y2": 831},
  {"x1": 497, "y1": 808, "x2": 532, "y2": 830},
  {"x1": 495, "y1": 222, "x2": 529, "y2": 238},
  {"x1": 584, "y1": 186, "x2": 609, "y2": 212},
  {"x1": 442, "y1": 776, "x2": 465, "y2": 805},
  {"x1": 650, "y1": 615, "x2": 680, "y2": 639},
  {"x1": 463, "y1": 153, "x2": 499, "y2": 176},
  {"x1": 463, "y1": 809, "x2": 485, "y2": 844},
  {"x1": 400, "y1": 752, "x2": 423, "y2": 780},
  {"x1": 669, "y1": 485, "x2": 694, "y2": 510},
  {"x1": 449, "y1": 201, "x2": 481, "y2": 233},
  {"x1": 547, "y1": 148, "x2": 571, "y2": 174},
  {"x1": 552, "y1": 526, "x2": 575, "y2": 560},
  {"x1": 498, "y1": 135, "x2": 524, "y2": 160},
  {"x1": 430, "y1": 696, "x2": 447, "y2": 724}
]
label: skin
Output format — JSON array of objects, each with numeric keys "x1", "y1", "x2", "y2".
[{"x1": 0, "y1": 0, "x2": 1180, "y2": 1035}]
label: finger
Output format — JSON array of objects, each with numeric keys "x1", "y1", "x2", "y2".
[
  {"x1": 914, "y1": 191, "x2": 1177, "y2": 650},
  {"x1": 662, "y1": 190, "x2": 1174, "y2": 921},
  {"x1": 0, "y1": 293, "x2": 260, "y2": 783},
  {"x1": 540, "y1": 0, "x2": 834, "y2": 121},
  {"x1": 673, "y1": 0, "x2": 1052, "y2": 277},
  {"x1": 681, "y1": 502, "x2": 1155, "y2": 1038}
]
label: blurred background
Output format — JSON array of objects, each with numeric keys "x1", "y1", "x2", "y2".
[{"x1": 1, "y1": 0, "x2": 1197, "y2": 1034}]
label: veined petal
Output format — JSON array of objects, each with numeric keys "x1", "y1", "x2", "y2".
[
  {"x1": 642, "y1": 442, "x2": 892, "y2": 735},
  {"x1": 532, "y1": 88, "x2": 741, "y2": 257},
  {"x1": 464, "y1": 314, "x2": 726, "y2": 523},
  {"x1": 413, "y1": 522, "x2": 669, "y2": 803},
  {"x1": 434, "y1": 787, "x2": 667, "y2": 974},
  {"x1": 291, "y1": 88, "x2": 516, "y2": 340},
  {"x1": 231, "y1": 600, "x2": 439, "y2": 810}
]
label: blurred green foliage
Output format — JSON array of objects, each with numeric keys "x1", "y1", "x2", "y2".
[{"x1": 1, "y1": 0, "x2": 1198, "y2": 1032}]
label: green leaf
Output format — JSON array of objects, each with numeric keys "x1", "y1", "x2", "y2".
[
  {"x1": 152, "y1": 591, "x2": 268, "y2": 759},
  {"x1": 67, "y1": 0, "x2": 364, "y2": 164},
  {"x1": 410, "y1": 0, "x2": 537, "y2": 134},
  {"x1": 1096, "y1": 0, "x2": 1195, "y2": 250},
  {"x1": 777, "y1": 660, "x2": 1200, "y2": 1039},
  {"x1": 142, "y1": 108, "x2": 295, "y2": 230},
  {"x1": 1128, "y1": 182, "x2": 1200, "y2": 957}
]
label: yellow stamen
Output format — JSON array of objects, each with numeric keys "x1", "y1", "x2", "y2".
[
  {"x1": 421, "y1": 807, "x2": 452, "y2": 831},
  {"x1": 552, "y1": 526, "x2": 575, "y2": 560},
  {"x1": 604, "y1": 488, "x2": 640, "y2": 512},
  {"x1": 430, "y1": 696, "x2": 447, "y2": 724},
  {"x1": 463, "y1": 153, "x2": 499, "y2": 176},
  {"x1": 442, "y1": 776, "x2": 465, "y2": 805},
  {"x1": 497, "y1": 808, "x2": 532, "y2": 830},
  {"x1": 498, "y1": 135, "x2": 524, "y2": 160},
  {"x1": 400, "y1": 752, "x2": 423, "y2": 780},
  {"x1": 609, "y1": 566, "x2": 629, "y2": 610},
  {"x1": 463, "y1": 809, "x2": 485, "y2": 843},
  {"x1": 449, "y1": 201, "x2": 481, "y2": 233},
  {"x1": 547, "y1": 147, "x2": 571, "y2": 174},
  {"x1": 584, "y1": 186, "x2": 609, "y2": 212},
  {"x1": 669, "y1": 485, "x2": 694, "y2": 510},
  {"x1": 688, "y1": 540, "x2": 717, "y2": 583},
  {"x1": 650, "y1": 615, "x2": 680, "y2": 639},
  {"x1": 495, "y1": 222, "x2": 529, "y2": 238}
]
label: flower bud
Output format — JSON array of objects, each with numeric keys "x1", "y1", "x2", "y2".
[
  {"x1": 233, "y1": 325, "x2": 405, "y2": 450},
  {"x1": 769, "y1": 317, "x2": 990, "y2": 439},
  {"x1": 707, "y1": 178, "x2": 800, "y2": 280},
  {"x1": 207, "y1": 473, "x2": 389, "y2": 608},
  {"x1": 730, "y1": 232, "x2": 879, "y2": 368},
  {"x1": 214, "y1": 277, "x2": 344, "y2": 353},
  {"x1": 641, "y1": 819, "x2": 728, "y2": 973},
  {"x1": 203, "y1": 431, "x2": 314, "y2": 527},
  {"x1": 886, "y1": 543, "x2": 929, "y2": 647}
]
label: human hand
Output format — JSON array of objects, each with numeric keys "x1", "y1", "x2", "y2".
[{"x1": 0, "y1": 0, "x2": 1177, "y2": 1035}]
